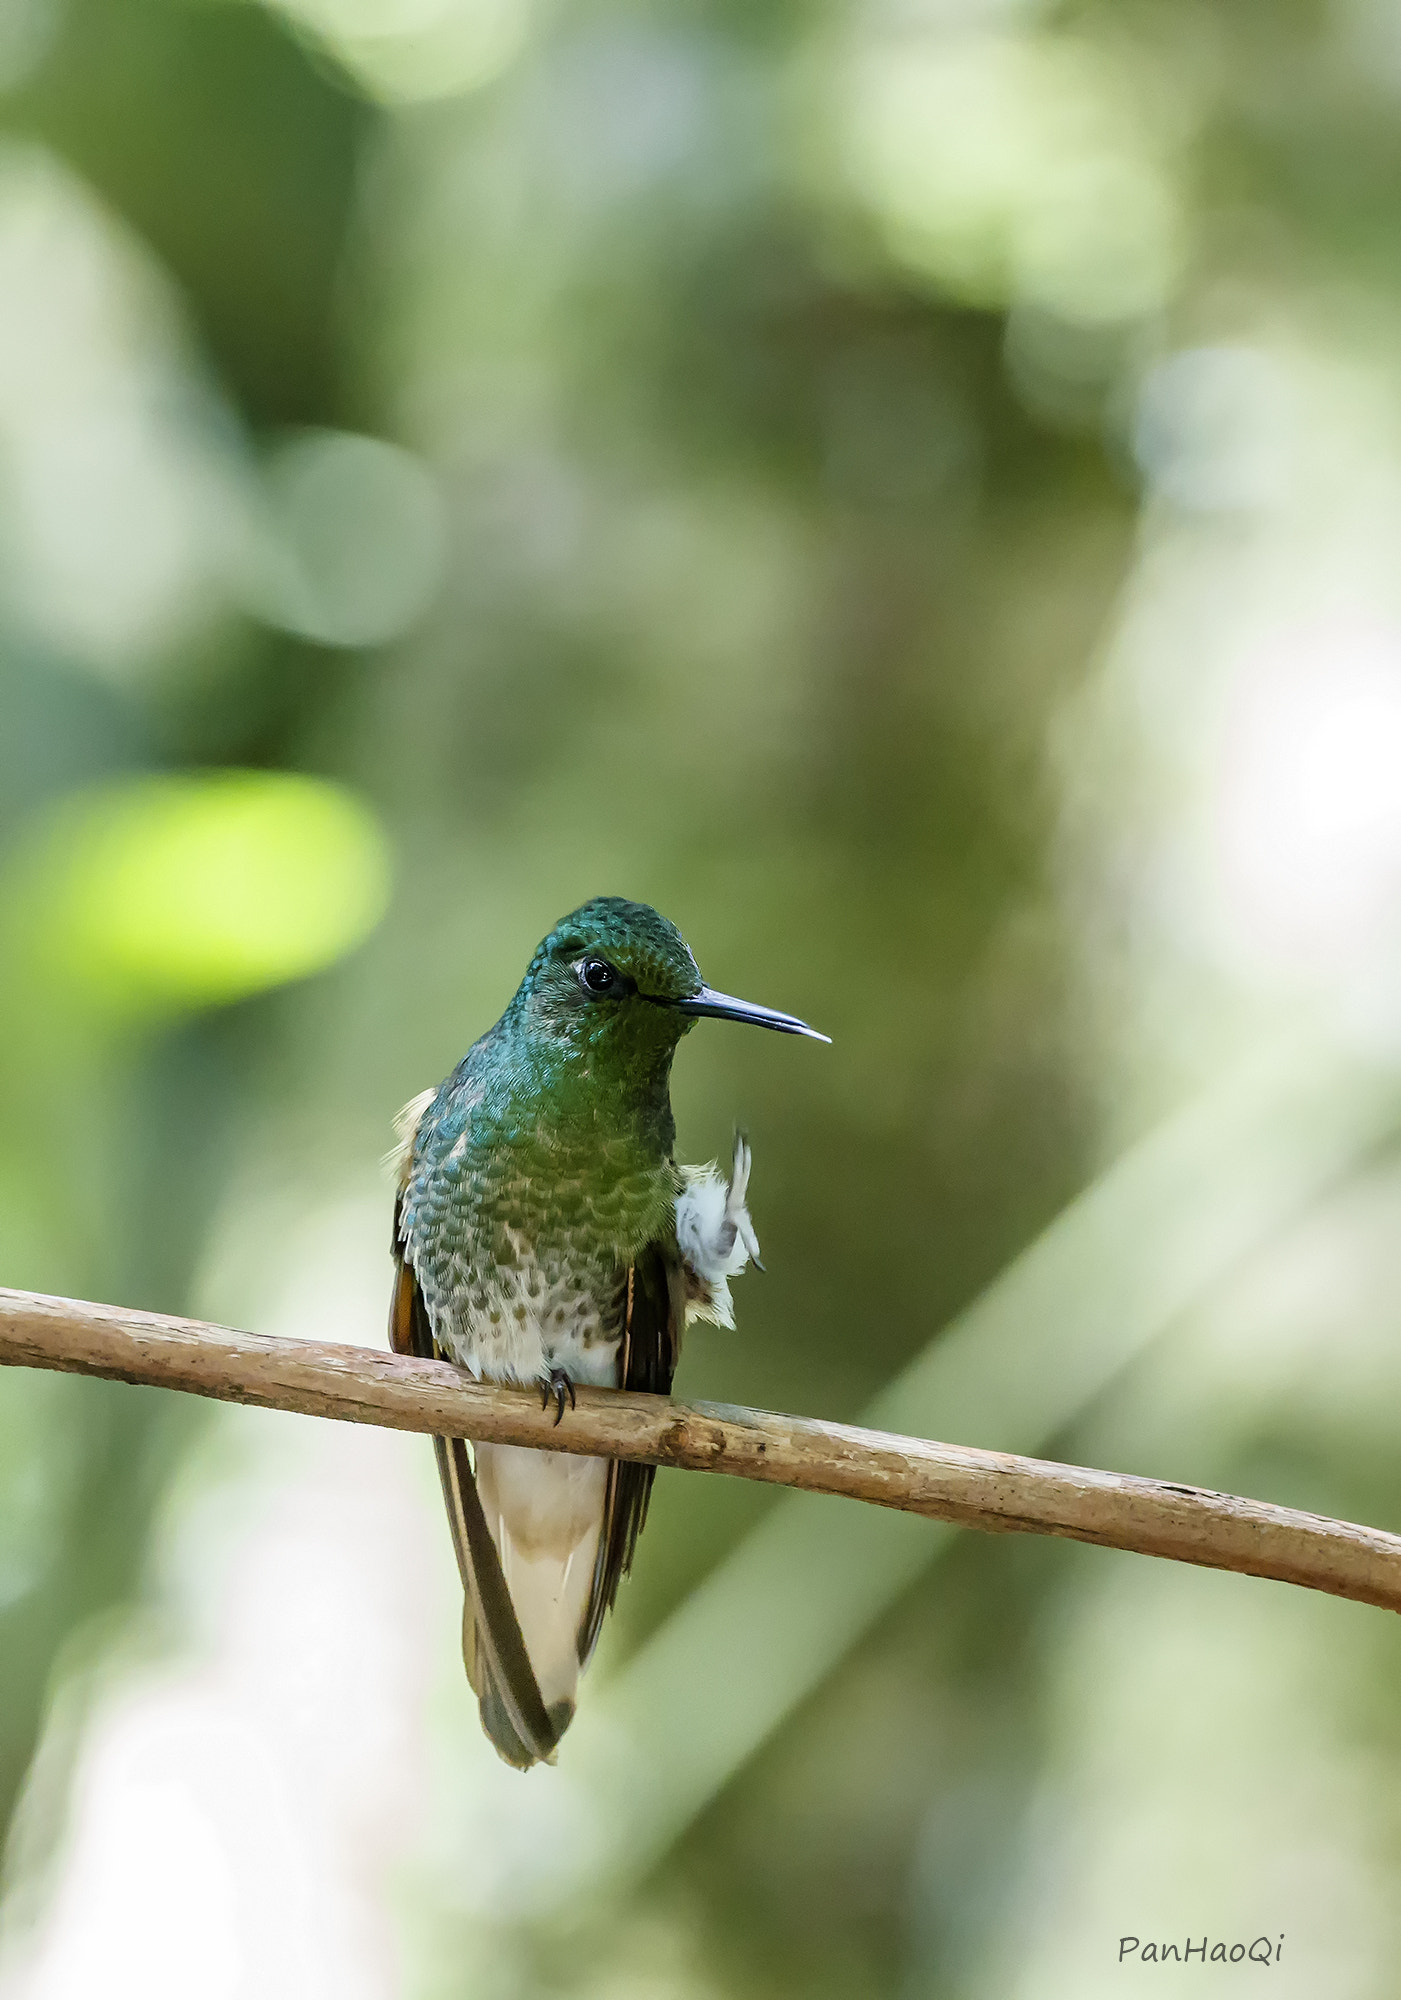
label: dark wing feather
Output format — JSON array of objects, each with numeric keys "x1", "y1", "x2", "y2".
[
  {"x1": 577, "y1": 1236, "x2": 684, "y2": 1665},
  {"x1": 391, "y1": 1196, "x2": 559, "y2": 1769}
]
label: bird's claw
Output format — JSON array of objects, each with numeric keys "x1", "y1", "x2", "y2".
[{"x1": 541, "y1": 1367, "x2": 576, "y2": 1426}]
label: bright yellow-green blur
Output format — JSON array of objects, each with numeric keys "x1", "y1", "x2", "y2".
[{"x1": 30, "y1": 772, "x2": 390, "y2": 1012}]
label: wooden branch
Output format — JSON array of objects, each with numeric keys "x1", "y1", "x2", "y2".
[{"x1": 3, "y1": 1286, "x2": 1400, "y2": 1616}]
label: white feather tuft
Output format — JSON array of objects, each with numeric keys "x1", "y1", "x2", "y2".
[
  {"x1": 676, "y1": 1134, "x2": 761, "y2": 1329},
  {"x1": 384, "y1": 1087, "x2": 437, "y2": 1187}
]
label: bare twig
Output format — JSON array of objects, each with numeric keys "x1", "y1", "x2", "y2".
[{"x1": 3, "y1": 1285, "x2": 1399, "y2": 1615}]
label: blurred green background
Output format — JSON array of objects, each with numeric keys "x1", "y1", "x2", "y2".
[{"x1": 5, "y1": 0, "x2": 1401, "y2": 1994}]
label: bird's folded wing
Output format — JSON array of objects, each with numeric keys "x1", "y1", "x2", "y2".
[{"x1": 578, "y1": 1237, "x2": 684, "y2": 1666}]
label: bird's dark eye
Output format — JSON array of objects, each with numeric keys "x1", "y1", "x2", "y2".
[{"x1": 578, "y1": 957, "x2": 618, "y2": 996}]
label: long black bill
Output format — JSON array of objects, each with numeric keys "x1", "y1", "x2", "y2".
[{"x1": 672, "y1": 986, "x2": 830, "y2": 1042}]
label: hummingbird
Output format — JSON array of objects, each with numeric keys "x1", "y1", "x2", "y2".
[{"x1": 389, "y1": 897, "x2": 827, "y2": 1769}]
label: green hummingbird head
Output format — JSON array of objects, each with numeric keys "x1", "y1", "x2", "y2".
[{"x1": 510, "y1": 897, "x2": 829, "y2": 1068}]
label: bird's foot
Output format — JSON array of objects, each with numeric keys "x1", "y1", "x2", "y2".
[{"x1": 540, "y1": 1366, "x2": 576, "y2": 1426}]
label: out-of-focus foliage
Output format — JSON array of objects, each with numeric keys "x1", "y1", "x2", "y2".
[
  {"x1": 19, "y1": 771, "x2": 389, "y2": 1012},
  {"x1": 3, "y1": 1, "x2": 1401, "y2": 1996}
]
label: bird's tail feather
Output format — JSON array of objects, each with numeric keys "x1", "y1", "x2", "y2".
[
  {"x1": 433, "y1": 1435, "x2": 561, "y2": 1768},
  {"x1": 472, "y1": 1442, "x2": 606, "y2": 1740},
  {"x1": 392, "y1": 1251, "x2": 568, "y2": 1770}
]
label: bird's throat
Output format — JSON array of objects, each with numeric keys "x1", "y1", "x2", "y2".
[{"x1": 516, "y1": 1023, "x2": 680, "y2": 1166}]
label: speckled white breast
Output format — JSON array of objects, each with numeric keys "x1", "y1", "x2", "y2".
[{"x1": 434, "y1": 1259, "x2": 623, "y2": 1390}]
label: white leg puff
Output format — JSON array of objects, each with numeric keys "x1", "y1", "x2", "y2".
[{"x1": 676, "y1": 1134, "x2": 762, "y2": 1329}]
